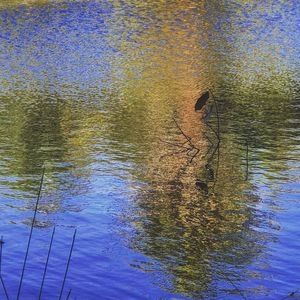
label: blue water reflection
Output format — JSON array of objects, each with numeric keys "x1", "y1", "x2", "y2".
[{"x1": 0, "y1": 1, "x2": 299, "y2": 299}]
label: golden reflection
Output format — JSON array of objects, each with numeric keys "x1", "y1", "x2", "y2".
[
  {"x1": 130, "y1": 136, "x2": 262, "y2": 296},
  {"x1": 0, "y1": 0, "x2": 63, "y2": 8},
  {"x1": 96, "y1": 1, "x2": 269, "y2": 296},
  {"x1": 104, "y1": 0, "x2": 213, "y2": 163},
  {"x1": 0, "y1": 0, "x2": 298, "y2": 296}
]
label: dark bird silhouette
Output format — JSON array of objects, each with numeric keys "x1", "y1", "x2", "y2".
[
  {"x1": 195, "y1": 91, "x2": 209, "y2": 111},
  {"x1": 195, "y1": 179, "x2": 208, "y2": 195}
]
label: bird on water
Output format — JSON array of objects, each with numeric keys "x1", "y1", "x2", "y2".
[
  {"x1": 195, "y1": 179, "x2": 208, "y2": 195},
  {"x1": 195, "y1": 91, "x2": 209, "y2": 111}
]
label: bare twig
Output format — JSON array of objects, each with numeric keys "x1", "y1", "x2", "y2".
[
  {"x1": 189, "y1": 148, "x2": 200, "y2": 163},
  {"x1": 159, "y1": 149, "x2": 187, "y2": 161},
  {"x1": 160, "y1": 116, "x2": 201, "y2": 167},
  {"x1": 208, "y1": 89, "x2": 221, "y2": 141},
  {"x1": 172, "y1": 116, "x2": 200, "y2": 160},
  {"x1": 212, "y1": 142, "x2": 220, "y2": 191},
  {"x1": 206, "y1": 122, "x2": 219, "y2": 141},
  {"x1": 172, "y1": 117, "x2": 194, "y2": 148},
  {"x1": 159, "y1": 138, "x2": 191, "y2": 150},
  {"x1": 204, "y1": 103, "x2": 213, "y2": 121},
  {"x1": 245, "y1": 141, "x2": 249, "y2": 181}
]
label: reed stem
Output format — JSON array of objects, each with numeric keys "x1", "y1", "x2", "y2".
[
  {"x1": 16, "y1": 166, "x2": 45, "y2": 300},
  {"x1": 58, "y1": 229, "x2": 77, "y2": 300},
  {"x1": 38, "y1": 226, "x2": 56, "y2": 300}
]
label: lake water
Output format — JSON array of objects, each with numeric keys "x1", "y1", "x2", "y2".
[{"x1": 0, "y1": 1, "x2": 299, "y2": 299}]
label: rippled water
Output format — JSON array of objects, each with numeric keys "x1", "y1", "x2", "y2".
[{"x1": 0, "y1": 1, "x2": 299, "y2": 299}]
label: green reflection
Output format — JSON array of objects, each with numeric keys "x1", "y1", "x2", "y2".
[
  {"x1": 0, "y1": 0, "x2": 299, "y2": 298},
  {"x1": 0, "y1": 90, "x2": 103, "y2": 199}
]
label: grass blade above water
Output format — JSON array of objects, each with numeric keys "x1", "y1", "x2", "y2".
[
  {"x1": 16, "y1": 166, "x2": 45, "y2": 300},
  {"x1": 38, "y1": 226, "x2": 56, "y2": 300}
]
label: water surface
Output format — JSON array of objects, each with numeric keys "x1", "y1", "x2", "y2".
[{"x1": 0, "y1": 1, "x2": 299, "y2": 299}]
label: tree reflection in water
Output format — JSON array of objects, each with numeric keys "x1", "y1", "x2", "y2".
[{"x1": 122, "y1": 93, "x2": 278, "y2": 298}]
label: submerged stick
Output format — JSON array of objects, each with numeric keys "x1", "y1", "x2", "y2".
[
  {"x1": 212, "y1": 142, "x2": 220, "y2": 191},
  {"x1": 172, "y1": 117, "x2": 193, "y2": 147},
  {"x1": 58, "y1": 229, "x2": 77, "y2": 300},
  {"x1": 16, "y1": 166, "x2": 45, "y2": 300},
  {"x1": 0, "y1": 236, "x2": 9, "y2": 300},
  {"x1": 159, "y1": 148, "x2": 187, "y2": 161},
  {"x1": 38, "y1": 226, "x2": 56, "y2": 300},
  {"x1": 172, "y1": 116, "x2": 200, "y2": 161},
  {"x1": 206, "y1": 122, "x2": 219, "y2": 141},
  {"x1": 159, "y1": 138, "x2": 191, "y2": 150},
  {"x1": 208, "y1": 89, "x2": 220, "y2": 141}
]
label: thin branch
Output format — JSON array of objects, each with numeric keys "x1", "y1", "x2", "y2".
[
  {"x1": 159, "y1": 116, "x2": 201, "y2": 171},
  {"x1": 172, "y1": 116, "x2": 200, "y2": 153},
  {"x1": 204, "y1": 103, "x2": 213, "y2": 121},
  {"x1": 206, "y1": 122, "x2": 219, "y2": 141},
  {"x1": 172, "y1": 117, "x2": 194, "y2": 148},
  {"x1": 159, "y1": 149, "x2": 187, "y2": 161},
  {"x1": 159, "y1": 138, "x2": 191, "y2": 150},
  {"x1": 208, "y1": 89, "x2": 221, "y2": 141},
  {"x1": 212, "y1": 142, "x2": 220, "y2": 191},
  {"x1": 189, "y1": 148, "x2": 200, "y2": 163},
  {"x1": 245, "y1": 141, "x2": 249, "y2": 181}
]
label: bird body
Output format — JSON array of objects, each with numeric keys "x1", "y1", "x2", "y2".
[
  {"x1": 195, "y1": 91, "x2": 209, "y2": 111},
  {"x1": 195, "y1": 179, "x2": 208, "y2": 195}
]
